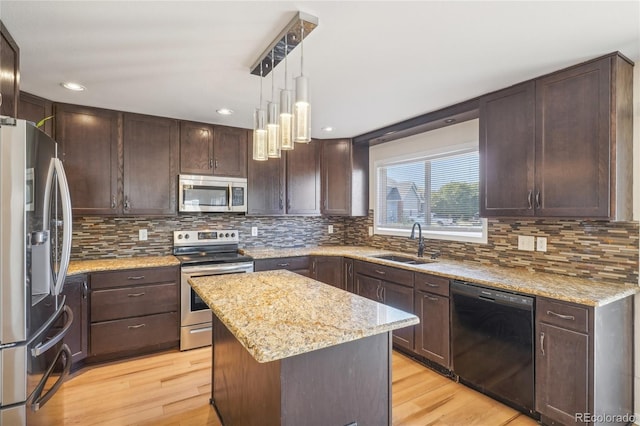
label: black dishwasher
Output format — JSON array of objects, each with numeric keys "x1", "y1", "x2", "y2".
[{"x1": 450, "y1": 280, "x2": 536, "y2": 417}]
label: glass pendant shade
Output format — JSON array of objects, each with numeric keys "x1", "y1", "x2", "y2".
[
  {"x1": 267, "y1": 101, "x2": 281, "y2": 158},
  {"x1": 294, "y1": 75, "x2": 311, "y2": 143},
  {"x1": 279, "y1": 89, "x2": 294, "y2": 150},
  {"x1": 252, "y1": 108, "x2": 268, "y2": 161}
]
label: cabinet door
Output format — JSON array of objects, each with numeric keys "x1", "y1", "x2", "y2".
[
  {"x1": 286, "y1": 142, "x2": 320, "y2": 215},
  {"x1": 383, "y1": 281, "x2": 414, "y2": 351},
  {"x1": 0, "y1": 22, "x2": 19, "y2": 118},
  {"x1": 321, "y1": 139, "x2": 352, "y2": 215},
  {"x1": 247, "y1": 135, "x2": 286, "y2": 215},
  {"x1": 213, "y1": 126, "x2": 248, "y2": 178},
  {"x1": 62, "y1": 275, "x2": 89, "y2": 364},
  {"x1": 535, "y1": 57, "x2": 611, "y2": 218},
  {"x1": 355, "y1": 273, "x2": 382, "y2": 302},
  {"x1": 343, "y1": 258, "x2": 354, "y2": 293},
  {"x1": 536, "y1": 322, "x2": 589, "y2": 425},
  {"x1": 123, "y1": 113, "x2": 179, "y2": 215},
  {"x1": 479, "y1": 82, "x2": 535, "y2": 217},
  {"x1": 55, "y1": 103, "x2": 120, "y2": 215},
  {"x1": 312, "y1": 256, "x2": 344, "y2": 290},
  {"x1": 18, "y1": 92, "x2": 53, "y2": 136},
  {"x1": 414, "y1": 291, "x2": 449, "y2": 367},
  {"x1": 180, "y1": 121, "x2": 213, "y2": 175}
]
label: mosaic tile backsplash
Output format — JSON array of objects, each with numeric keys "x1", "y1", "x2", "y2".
[{"x1": 72, "y1": 210, "x2": 639, "y2": 286}]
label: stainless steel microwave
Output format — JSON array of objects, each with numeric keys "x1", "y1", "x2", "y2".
[{"x1": 178, "y1": 175, "x2": 247, "y2": 213}]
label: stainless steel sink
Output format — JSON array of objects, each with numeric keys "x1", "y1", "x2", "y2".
[{"x1": 371, "y1": 254, "x2": 432, "y2": 265}]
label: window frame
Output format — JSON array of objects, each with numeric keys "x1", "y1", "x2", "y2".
[{"x1": 372, "y1": 138, "x2": 487, "y2": 244}]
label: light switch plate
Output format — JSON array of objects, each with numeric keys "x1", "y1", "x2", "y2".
[
  {"x1": 517, "y1": 235, "x2": 535, "y2": 251},
  {"x1": 328, "y1": 225, "x2": 334, "y2": 234},
  {"x1": 139, "y1": 229, "x2": 148, "y2": 241},
  {"x1": 536, "y1": 237, "x2": 548, "y2": 252},
  {"x1": 251, "y1": 226, "x2": 258, "y2": 237}
]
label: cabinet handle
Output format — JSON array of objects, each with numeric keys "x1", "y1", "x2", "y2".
[
  {"x1": 540, "y1": 332, "x2": 545, "y2": 356},
  {"x1": 82, "y1": 281, "x2": 88, "y2": 299},
  {"x1": 311, "y1": 260, "x2": 316, "y2": 273},
  {"x1": 527, "y1": 190, "x2": 533, "y2": 210},
  {"x1": 209, "y1": 158, "x2": 213, "y2": 169},
  {"x1": 127, "y1": 292, "x2": 146, "y2": 297},
  {"x1": 124, "y1": 196, "x2": 130, "y2": 210},
  {"x1": 375, "y1": 269, "x2": 386, "y2": 276},
  {"x1": 128, "y1": 324, "x2": 146, "y2": 330},
  {"x1": 546, "y1": 310, "x2": 575, "y2": 321},
  {"x1": 279, "y1": 197, "x2": 284, "y2": 210},
  {"x1": 127, "y1": 276, "x2": 145, "y2": 280},
  {"x1": 426, "y1": 283, "x2": 439, "y2": 288},
  {"x1": 381, "y1": 286, "x2": 385, "y2": 301},
  {"x1": 277, "y1": 263, "x2": 290, "y2": 267},
  {"x1": 111, "y1": 195, "x2": 116, "y2": 209},
  {"x1": 427, "y1": 295, "x2": 439, "y2": 302},
  {"x1": 286, "y1": 199, "x2": 291, "y2": 211},
  {"x1": 535, "y1": 191, "x2": 541, "y2": 209},
  {"x1": 348, "y1": 263, "x2": 353, "y2": 278},
  {"x1": 376, "y1": 284, "x2": 382, "y2": 301},
  {"x1": 215, "y1": 159, "x2": 219, "y2": 169}
]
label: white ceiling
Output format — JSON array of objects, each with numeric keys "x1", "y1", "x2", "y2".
[{"x1": 1, "y1": 1, "x2": 639, "y2": 139}]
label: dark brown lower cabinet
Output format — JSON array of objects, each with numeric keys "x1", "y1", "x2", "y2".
[
  {"x1": 253, "y1": 256, "x2": 311, "y2": 277},
  {"x1": 62, "y1": 274, "x2": 89, "y2": 365},
  {"x1": 535, "y1": 297, "x2": 633, "y2": 426},
  {"x1": 311, "y1": 256, "x2": 344, "y2": 289},
  {"x1": 343, "y1": 258, "x2": 354, "y2": 293},
  {"x1": 413, "y1": 273, "x2": 450, "y2": 368}
]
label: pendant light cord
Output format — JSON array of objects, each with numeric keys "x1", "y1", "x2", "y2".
[
  {"x1": 271, "y1": 50, "x2": 275, "y2": 100},
  {"x1": 300, "y1": 23, "x2": 305, "y2": 76},
  {"x1": 284, "y1": 36, "x2": 288, "y2": 90},
  {"x1": 259, "y1": 62, "x2": 263, "y2": 107}
]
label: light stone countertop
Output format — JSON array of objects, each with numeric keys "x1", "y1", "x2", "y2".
[
  {"x1": 188, "y1": 269, "x2": 419, "y2": 363},
  {"x1": 67, "y1": 255, "x2": 179, "y2": 275},
  {"x1": 243, "y1": 246, "x2": 638, "y2": 307}
]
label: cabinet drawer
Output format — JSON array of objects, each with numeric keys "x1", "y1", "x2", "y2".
[
  {"x1": 415, "y1": 273, "x2": 449, "y2": 297},
  {"x1": 254, "y1": 256, "x2": 310, "y2": 272},
  {"x1": 91, "y1": 266, "x2": 178, "y2": 290},
  {"x1": 536, "y1": 298, "x2": 589, "y2": 334},
  {"x1": 90, "y1": 312, "x2": 178, "y2": 356},
  {"x1": 354, "y1": 261, "x2": 414, "y2": 287},
  {"x1": 91, "y1": 282, "x2": 178, "y2": 322}
]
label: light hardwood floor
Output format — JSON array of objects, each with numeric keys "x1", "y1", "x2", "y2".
[{"x1": 55, "y1": 348, "x2": 538, "y2": 426}]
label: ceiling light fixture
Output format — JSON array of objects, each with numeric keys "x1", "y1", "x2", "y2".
[
  {"x1": 321, "y1": 126, "x2": 334, "y2": 132},
  {"x1": 267, "y1": 51, "x2": 281, "y2": 158},
  {"x1": 250, "y1": 12, "x2": 317, "y2": 159},
  {"x1": 216, "y1": 108, "x2": 234, "y2": 116},
  {"x1": 252, "y1": 63, "x2": 268, "y2": 161},
  {"x1": 61, "y1": 82, "x2": 86, "y2": 91}
]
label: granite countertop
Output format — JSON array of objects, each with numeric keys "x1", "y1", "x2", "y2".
[
  {"x1": 67, "y1": 255, "x2": 180, "y2": 275},
  {"x1": 242, "y1": 246, "x2": 638, "y2": 307},
  {"x1": 189, "y1": 270, "x2": 419, "y2": 363}
]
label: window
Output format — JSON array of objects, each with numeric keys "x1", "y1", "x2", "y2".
[{"x1": 372, "y1": 120, "x2": 487, "y2": 243}]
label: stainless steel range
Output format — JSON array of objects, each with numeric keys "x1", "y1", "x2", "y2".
[{"x1": 173, "y1": 230, "x2": 253, "y2": 351}]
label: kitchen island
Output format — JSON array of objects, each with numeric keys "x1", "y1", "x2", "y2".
[{"x1": 189, "y1": 269, "x2": 419, "y2": 426}]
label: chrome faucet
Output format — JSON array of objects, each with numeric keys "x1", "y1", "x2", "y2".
[{"x1": 410, "y1": 222, "x2": 425, "y2": 257}]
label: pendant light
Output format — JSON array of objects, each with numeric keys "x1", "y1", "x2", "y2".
[
  {"x1": 294, "y1": 22, "x2": 311, "y2": 143},
  {"x1": 279, "y1": 36, "x2": 294, "y2": 150},
  {"x1": 267, "y1": 51, "x2": 281, "y2": 158},
  {"x1": 252, "y1": 63, "x2": 268, "y2": 161}
]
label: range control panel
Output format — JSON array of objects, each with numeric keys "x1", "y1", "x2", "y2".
[{"x1": 173, "y1": 230, "x2": 239, "y2": 246}]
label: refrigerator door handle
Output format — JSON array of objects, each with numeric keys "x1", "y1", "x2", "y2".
[
  {"x1": 29, "y1": 343, "x2": 72, "y2": 412},
  {"x1": 31, "y1": 305, "x2": 73, "y2": 357},
  {"x1": 43, "y1": 158, "x2": 73, "y2": 296}
]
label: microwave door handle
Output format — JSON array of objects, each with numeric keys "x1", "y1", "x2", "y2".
[
  {"x1": 228, "y1": 184, "x2": 232, "y2": 211},
  {"x1": 30, "y1": 343, "x2": 72, "y2": 412},
  {"x1": 52, "y1": 158, "x2": 72, "y2": 296}
]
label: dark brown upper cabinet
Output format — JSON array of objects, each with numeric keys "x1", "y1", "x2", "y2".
[
  {"x1": 480, "y1": 53, "x2": 633, "y2": 220},
  {"x1": 0, "y1": 21, "x2": 19, "y2": 118},
  {"x1": 123, "y1": 113, "x2": 179, "y2": 215},
  {"x1": 320, "y1": 139, "x2": 369, "y2": 216},
  {"x1": 54, "y1": 103, "x2": 121, "y2": 216},
  {"x1": 18, "y1": 91, "x2": 53, "y2": 136},
  {"x1": 247, "y1": 138, "x2": 320, "y2": 216},
  {"x1": 179, "y1": 122, "x2": 248, "y2": 178}
]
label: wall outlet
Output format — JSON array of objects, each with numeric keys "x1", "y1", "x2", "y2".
[
  {"x1": 517, "y1": 235, "x2": 535, "y2": 251},
  {"x1": 536, "y1": 236, "x2": 548, "y2": 252},
  {"x1": 251, "y1": 226, "x2": 258, "y2": 237},
  {"x1": 138, "y1": 229, "x2": 148, "y2": 241},
  {"x1": 368, "y1": 226, "x2": 373, "y2": 237},
  {"x1": 328, "y1": 225, "x2": 334, "y2": 234}
]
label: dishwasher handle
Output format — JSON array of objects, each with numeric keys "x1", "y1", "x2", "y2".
[{"x1": 451, "y1": 280, "x2": 534, "y2": 310}]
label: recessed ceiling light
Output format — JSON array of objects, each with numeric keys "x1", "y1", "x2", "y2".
[
  {"x1": 444, "y1": 118, "x2": 456, "y2": 124},
  {"x1": 61, "y1": 82, "x2": 86, "y2": 91},
  {"x1": 321, "y1": 126, "x2": 334, "y2": 132},
  {"x1": 216, "y1": 108, "x2": 234, "y2": 116}
]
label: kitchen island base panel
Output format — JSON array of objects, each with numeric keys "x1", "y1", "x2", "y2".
[{"x1": 212, "y1": 317, "x2": 392, "y2": 426}]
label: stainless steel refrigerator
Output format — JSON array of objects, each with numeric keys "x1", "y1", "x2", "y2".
[{"x1": 0, "y1": 117, "x2": 73, "y2": 425}]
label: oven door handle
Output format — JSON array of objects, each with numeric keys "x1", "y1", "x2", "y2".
[
  {"x1": 182, "y1": 264, "x2": 253, "y2": 275},
  {"x1": 32, "y1": 305, "x2": 73, "y2": 357},
  {"x1": 30, "y1": 343, "x2": 72, "y2": 411}
]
